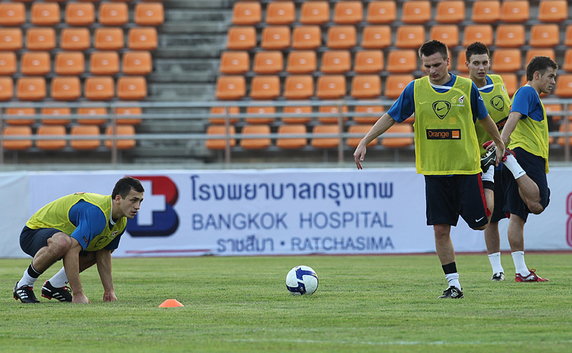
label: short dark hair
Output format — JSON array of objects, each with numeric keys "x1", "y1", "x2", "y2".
[
  {"x1": 418, "y1": 40, "x2": 448, "y2": 60},
  {"x1": 465, "y1": 42, "x2": 490, "y2": 62},
  {"x1": 526, "y1": 56, "x2": 558, "y2": 81},
  {"x1": 112, "y1": 177, "x2": 144, "y2": 198}
]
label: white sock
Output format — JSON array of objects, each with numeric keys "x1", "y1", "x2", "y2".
[
  {"x1": 511, "y1": 251, "x2": 530, "y2": 276},
  {"x1": 503, "y1": 154, "x2": 526, "y2": 179},
  {"x1": 487, "y1": 252, "x2": 504, "y2": 274},
  {"x1": 48, "y1": 267, "x2": 69, "y2": 288},
  {"x1": 445, "y1": 273, "x2": 461, "y2": 290},
  {"x1": 482, "y1": 165, "x2": 494, "y2": 183},
  {"x1": 17, "y1": 269, "x2": 38, "y2": 288}
]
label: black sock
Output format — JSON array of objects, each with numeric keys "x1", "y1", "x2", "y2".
[
  {"x1": 27, "y1": 264, "x2": 42, "y2": 278},
  {"x1": 442, "y1": 262, "x2": 457, "y2": 275}
]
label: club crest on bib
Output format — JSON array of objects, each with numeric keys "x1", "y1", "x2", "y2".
[
  {"x1": 490, "y1": 95, "x2": 505, "y2": 112},
  {"x1": 432, "y1": 100, "x2": 451, "y2": 119}
]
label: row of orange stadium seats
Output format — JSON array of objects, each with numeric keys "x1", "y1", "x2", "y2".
[
  {"x1": 0, "y1": 2, "x2": 163, "y2": 27},
  {"x1": 227, "y1": 23, "x2": 567, "y2": 51},
  {"x1": 0, "y1": 27, "x2": 157, "y2": 51},
  {"x1": 0, "y1": 50, "x2": 152, "y2": 76},
  {"x1": 0, "y1": 76, "x2": 147, "y2": 101},
  {"x1": 205, "y1": 124, "x2": 414, "y2": 150},
  {"x1": 2, "y1": 106, "x2": 141, "y2": 126},
  {"x1": 232, "y1": 1, "x2": 568, "y2": 26},
  {"x1": 2, "y1": 124, "x2": 136, "y2": 151}
]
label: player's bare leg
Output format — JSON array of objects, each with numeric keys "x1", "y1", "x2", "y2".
[{"x1": 434, "y1": 224, "x2": 463, "y2": 298}]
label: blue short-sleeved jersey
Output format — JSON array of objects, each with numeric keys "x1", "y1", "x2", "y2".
[
  {"x1": 511, "y1": 85, "x2": 545, "y2": 122},
  {"x1": 68, "y1": 200, "x2": 123, "y2": 250}
]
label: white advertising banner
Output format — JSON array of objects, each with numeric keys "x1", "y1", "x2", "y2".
[{"x1": 0, "y1": 168, "x2": 571, "y2": 258}]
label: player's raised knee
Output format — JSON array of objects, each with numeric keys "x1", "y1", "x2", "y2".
[{"x1": 47, "y1": 233, "x2": 73, "y2": 256}]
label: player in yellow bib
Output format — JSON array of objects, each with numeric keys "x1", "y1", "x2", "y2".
[
  {"x1": 13, "y1": 177, "x2": 144, "y2": 304},
  {"x1": 354, "y1": 40, "x2": 505, "y2": 299}
]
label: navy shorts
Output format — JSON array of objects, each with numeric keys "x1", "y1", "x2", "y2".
[
  {"x1": 502, "y1": 147, "x2": 550, "y2": 221},
  {"x1": 425, "y1": 174, "x2": 489, "y2": 229},
  {"x1": 20, "y1": 226, "x2": 62, "y2": 257}
]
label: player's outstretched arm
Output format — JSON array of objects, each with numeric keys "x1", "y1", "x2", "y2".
[
  {"x1": 63, "y1": 238, "x2": 89, "y2": 304},
  {"x1": 96, "y1": 249, "x2": 117, "y2": 302},
  {"x1": 354, "y1": 113, "x2": 395, "y2": 169}
]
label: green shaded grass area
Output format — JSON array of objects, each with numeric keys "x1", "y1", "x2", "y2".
[{"x1": 1, "y1": 254, "x2": 571, "y2": 353}]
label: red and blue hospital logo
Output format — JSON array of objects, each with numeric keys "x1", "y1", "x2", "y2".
[{"x1": 127, "y1": 176, "x2": 179, "y2": 237}]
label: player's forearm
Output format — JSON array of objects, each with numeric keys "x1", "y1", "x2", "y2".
[
  {"x1": 63, "y1": 242, "x2": 84, "y2": 295},
  {"x1": 481, "y1": 116, "x2": 504, "y2": 149},
  {"x1": 96, "y1": 250, "x2": 114, "y2": 293},
  {"x1": 359, "y1": 113, "x2": 395, "y2": 147},
  {"x1": 500, "y1": 112, "x2": 520, "y2": 145}
]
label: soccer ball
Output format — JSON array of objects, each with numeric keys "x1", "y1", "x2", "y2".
[{"x1": 285, "y1": 265, "x2": 318, "y2": 295}]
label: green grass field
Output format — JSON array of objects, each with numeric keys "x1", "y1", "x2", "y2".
[{"x1": 1, "y1": 253, "x2": 571, "y2": 353}]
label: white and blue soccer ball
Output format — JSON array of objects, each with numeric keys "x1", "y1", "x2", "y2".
[{"x1": 285, "y1": 265, "x2": 318, "y2": 295}]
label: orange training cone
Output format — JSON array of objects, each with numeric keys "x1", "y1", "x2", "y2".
[{"x1": 158, "y1": 299, "x2": 184, "y2": 308}]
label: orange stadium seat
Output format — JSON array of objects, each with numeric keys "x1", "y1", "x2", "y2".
[
  {"x1": 361, "y1": 25, "x2": 392, "y2": 49},
  {"x1": 353, "y1": 105, "x2": 383, "y2": 124},
  {"x1": 60, "y1": 28, "x2": 91, "y2": 51},
  {"x1": 0, "y1": 28, "x2": 22, "y2": 51},
  {"x1": 276, "y1": 124, "x2": 307, "y2": 150},
  {"x1": 282, "y1": 106, "x2": 312, "y2": 125},
  {"x1": 385, "y1": 75, "x2": 413, "y2": 99},
  {"x1": 333, "y1": 1, "x2": 363, "y2": 24},
  {"x1": 2, "y1": 126, "x2": 32, "y2": 151},
  {"x1": 3, "y1": 107, "x2": 35, "y2": 126},
  {"x1": 0, "y1": 52, "x2": 16, "y2": 75},
  {"x1": 17, "y1": 77, "x2": 46, "y2": 101},
  {"x1": 99, "y1": 2, "x2": 129, "y2": 26},
  {"x1": 208, "y1": 106, "x2": 239, "y2": 125},
  {"x1": 266, "y1": 1, "x2": 295, "y2": 25},
  {"x1": 31, "y1": 2, "x2": 60, "y2": 26},
  {"x1": 472, "y1": 1, "x2": 500, "y2": 23},
  {"x1": 206, "y1": 125, "x2": 236, "y2": 150},
  {"x1": 20, "y1": 51, "x2": 50, "y2": 76},
  {"x1": 70, "y1": 125, "x2": 101, "y2": 150},
  {"x1": 327, "y1": 26, "x2": 356, "y2": 49},
  {"x1": 105, "y1": 125, "x2": 136, "y2": 150},
  {"x1": 351, "y1": 75, "x2": 381, "y2": 99},
  {"x1": 253, "y1": 51, "x2": 283, "y2": 74},
  {"x1": 492, "y1": 49, "x2": 522, "y2": 73},
  {"x1": 286, "y1": 51, "x2": 317, "y2": 74},
  {"x1": 316, "y1": 75, "x2": 346, "y2": 99},
  {"x1": 95, "y1": 28, "x2": 124, "y2": 50},
  {"x1": 500, "y1": 73, "x2": 518, "y2": 96},
  {"x1": 346, "y1": 124, "x2": 377, "y2": 148},
  {"x1": 40, "y1": 107, "x2": 72, "y2": 125},
  {"x1": 261, "y1": 26, "x2": 291, "y2": 50},
  {"x1": 563, "y1": 49, "x2": 572, "y2": 72},
  {"x1": 366, "y1": 1, "x2": 396, "y2": 24},
  {"x1": 240, "y1": 124, "x2": 272, "y2": 150},
  {"x1": 529, "y1": 25, "x2": 559, "y2": 48},
  {"x1": 387, "y1": 50, "x2": 417, "y2": 74},
  {"x1": 85, "y1": 76, "x2": 115, "y2": 101},
  {"x1": 219, "y1": 51, "x2": 249, "y2": 74},
  {"x1": 215, "y1": 76, "x2": 246, "y2": 100},
  {"x1": 555, "y1": 74, "x2": 572, "y2": 98},
  {"x1": 455, "y1": 50, "x2": 468, "y2": 73},
  {"x1": 0, "y1": 77, "x2": 13, "y2": 101},
  {"x1": 320, "y1": 50, "x2": 351, "y2": 74},
  {"x1": 65, "y1": 2, "x2": 95, "y2": 26},
  {"x1": 51, "y1": 76, "x2": 81, "y2": 101},
  {"x1": 0, "y1": 2, "x2": 25, "y2": 26},
  {"x1": 226, "y1": 27, "x2": 256, "y2": 50},
  {"x1": 292, "y1": 26, "x2": 321, "y2": 50},
  {"x1": 114, "y1": 107, "x2": 142, "y2": 125},
  {"x1": 463, "y1": 25, "x2": 493, "y2": 46},
  {"x1": 299, "y1": 1, "x2": 329, "y2": 25},
  {"x1": 90, "y1": 51, "x2": 120, "y2": 75},
  {"x1": 26, "y1": 28, "x2": 56, "y2": 51},
  {"x1": 55, "y1": 51, "x2": 85, "y2": 75},
  {"x1": 128, "y1": 27, "x2": 157, "y2": 50},
  {"x1": 526, "y1": 48, "x2": 555, "y2": 66},
  {"x1": 284, "y1": 75, "x2": 314, "y2": 99},
  {"x1": 557, "y1": 123, "x2": 572, "y2": 146},
  {"x1": 402, "y1": 1, "x2": 431, "y2": 24},
  {"x1": 354, "y1": 50, "x2": 384, "y2": 74},
  {"x1": 134, "y1": 2, "x2": 165, "y2": 26},
  {"x1": 117, "y1": 76, "x2": 147, "y2": 100},
  {"x1": 318, "y1": 105, "x2": 348, "y2": 124},
  {"x1": 430, "y1": 25, "x2": 459, "y2": 48},
  {"x1": 77, "y1": 107, "x2": 108, "y2": 126},
  {"x1": 245, "y1": 106, "x2": 275, "y2": 125},
  {"x1": 395, "y1": 26, "x2": 425, "y2": 49},
  {"x1": 495, "y1": 25, "x2": 525, "y2": 48},
  {"x1": 231, "y1": 1, "x2": 261, "y2": 25},
  {"x1": 565, "y1": 26, "x2": 572, "y2": 47},
  {"x1": 249, "y1": 76, "x2": 280, "y2": 100},
  {"x1": 311, "y1": 124, "x2": 341, "y2": 149},
  {"x1": 500, "y1": 1, "x2": 529, "y2": 23},
  {"x1": 381, "y1": 124, "x2": 414, "y2": 149},
  {"x1": 36, "y1": 125, "x2": 66, "y2": 151},
  {"x1": 435, "y1": 1, "x2": 465, "y2": 24},
  {"x1": 122, "y1": 51, "x2": 152, "y2": 75},
  {"x1": 538, "y1": 1, "x2": 567, "y2": 23}
]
